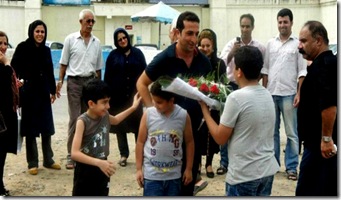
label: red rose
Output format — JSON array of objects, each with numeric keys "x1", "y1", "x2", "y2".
[
  {"x1": 210, "y1": 84, "x2": 220, "y2": 94},
  {"x1": 199, "y1": 83, "x2": 209, "y2": 93},
  {"x1": 188, "y1": 78, "x2": 198, "y2": 87}
]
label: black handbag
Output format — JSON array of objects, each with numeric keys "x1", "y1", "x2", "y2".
[{"x1": 0, "y1": 111, "x2": 7, "y2": 133}]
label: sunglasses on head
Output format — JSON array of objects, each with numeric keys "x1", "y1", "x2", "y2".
[
  {"x1": 118, "y1": 36, "x2": 127, "y2": 42},
  {"x1": 85, "y1": 19, "x2": 96, "y2": 24}
]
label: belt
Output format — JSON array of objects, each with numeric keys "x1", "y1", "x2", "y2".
[{"x1": 68, "y1": 75, "x2": 96, "y2": 80}]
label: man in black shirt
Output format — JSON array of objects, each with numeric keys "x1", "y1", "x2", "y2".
[
  {"x1": 137, "y1": 11, "x2": 211, "y2": 196},
  {"x1": 296, "y1": 20, "x2": 337, "y2": 196}
]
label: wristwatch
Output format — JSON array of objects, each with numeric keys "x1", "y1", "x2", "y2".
[{"x1": 322, "y1": 136, "x2": 332, "y2": 143}]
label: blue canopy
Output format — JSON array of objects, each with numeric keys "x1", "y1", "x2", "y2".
[
  {"x1": 131, "y1": 1, "x2": 180, "y2": 48},
  {"x1": 131, "y1": 1, "x2": 180, "y2": 24}
]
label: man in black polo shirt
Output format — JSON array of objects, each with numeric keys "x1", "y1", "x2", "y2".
[
  {"x1": 136, "y1": 11, "x2": 211, "y2": 196},
  {"x1": 296, "y1": 21, "x2": 337, "y2": 196}
]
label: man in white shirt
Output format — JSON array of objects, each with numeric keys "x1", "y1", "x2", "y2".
[
  {"x1": 219, "y1": 13, "x2": 265, "y2": 90},
  {"x1": 56, "y1": 9, "x2": 103, "y2": 169},
  {"x1": 261, "y1": 8, "x2": 307, "y2": 181},
  {"x1": 218, "y1": 13, "x2": 266, "y2": 177}
]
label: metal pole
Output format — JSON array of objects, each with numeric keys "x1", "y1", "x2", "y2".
[{"x1": 158, "y1": 22, "x2": 161, "y2": 50}]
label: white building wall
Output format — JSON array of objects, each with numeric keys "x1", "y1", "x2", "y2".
[
  {"x1": 0, "y1": 2, "x2": 25, "y2": 47},
  {"x1": 0, "y1": 0, "x2": 337, "y2": 52},
  {"x1": 319, "y1": 1, "x2": 337, "y2": 43},
  {"x1": 210, "y1": 0, "x2": 330, "y2": 53}
]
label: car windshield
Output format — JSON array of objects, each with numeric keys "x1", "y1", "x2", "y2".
[
  {"x1": 328, "y1": 44, "x2": 337, "y2": 55},
  {"x1": 134, "y1": 44, "x2": 158, "y2": 51}
]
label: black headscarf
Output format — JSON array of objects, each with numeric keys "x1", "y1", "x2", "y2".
[
  {"x1": 27, "y1": 20, "x2": 47, "y2": 47},
  {"x1": 113, "y1": 28, "x2": 131, "y2": 54}
]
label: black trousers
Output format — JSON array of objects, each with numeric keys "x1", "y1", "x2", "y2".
[
  {"x1": 26, "y1": 135, "x2": 54, "y2": 169},
  {"x1": 116, "y1": 132, "x2": 137, "y2": 158},
  {"x1": 73, "y1": 161, "x2": 110, "y2": 196},
  {"x1": 0, "y1": 150, "x2": 6, "y2": 190}
]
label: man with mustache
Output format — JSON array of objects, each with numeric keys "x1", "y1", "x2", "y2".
[
  {"x1": 261, "y1": 8, "x2": 307, "y2": 181},
  {"x1": 56, "y1": 9, "x2": 103, "y2": 170},
  {"x1": 296, "y1": 21, "x2": 337, "y2": 196}
]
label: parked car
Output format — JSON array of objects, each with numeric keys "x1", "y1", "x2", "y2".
[
  {"x1": 101, "y1": 45, "x2": 114, "y2": 52},
  {"x1": 328, "y1": 43, "x2": 337, "y2": 55},
  {"x1": 46, "y1": 40, "x2": 64, "y2": 49},
  {"x1": 134, "y1": 43, "x2": 158, "y2": 51},
  {"x1": 8, "y1": 43, "x2": 14, "y2": 49}
]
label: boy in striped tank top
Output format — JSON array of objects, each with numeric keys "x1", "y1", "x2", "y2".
[{"x1": 135, "y1": 77, "x2": 194, "y2": 196}]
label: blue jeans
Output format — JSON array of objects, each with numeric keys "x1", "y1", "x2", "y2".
[
  {"x1": 272, "y1": 95, "x2": 299, "y2": 173},
  {"x1": 143, "y1": 178, "x2": 181, "y2": 196},
  {"x1": 219, "y1": 143, "x2": 229, "y2": 168},
  {"x1": 226, "y1": 175, "x2": 274, "y2": 196},
  {"x1": 296, "y1": 147, "x2": 337, "y2": 196}
]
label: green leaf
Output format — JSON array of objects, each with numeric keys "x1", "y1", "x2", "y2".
[{"x1": 158, "y1": 76, "x2": 174, "y2": 88}]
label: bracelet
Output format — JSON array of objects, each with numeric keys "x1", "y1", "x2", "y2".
[{"x1": 58, "y1": 81, "x2": 63, "y2": 84}]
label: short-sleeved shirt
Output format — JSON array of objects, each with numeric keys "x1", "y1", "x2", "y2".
[
  {"x1": 145, "y1": 43, "x2": 212, "y2": 131},
  {"x1": 297, "y1": 50, "x2": 337, "y2": 150},
  {"x1": 261, "y1": 34, "x2": 307, "y2": 96},
  {"x1": 219, "y1": 38, "x2": 266, "y2": 82},
  {"x1": 220, "y1": 85, "x2": 279, "y2": 185},
  {"x1": 60, "y1": 31, "x2": 103, "y2": 77}
]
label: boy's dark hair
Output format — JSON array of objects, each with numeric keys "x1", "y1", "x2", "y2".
[
  {"x1": 234, "y1": 46, "x2": 263, "y2": 80},
  {"x1": 176, "y1": 11, "x2": 200, "y2": 33},
  {"x1": 82, "y1": 79, "x2": 111, "y2": 107},
  {"x1": 277, "y1": 8, "x2": 293, "y2": 22},
  {"x1": 150, "y1": 77, "x2": 175, "y2": 101},
  {"x1": 240, "y1": 13, "x2": 255, "y2": 27}
]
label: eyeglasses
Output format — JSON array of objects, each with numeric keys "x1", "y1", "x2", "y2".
[
  {"x1": 85, "y1": 19, "x2": 96, "y2": 24},
  {"x1": 118, "y1": 36, "x2": 127, "y2": 43}
]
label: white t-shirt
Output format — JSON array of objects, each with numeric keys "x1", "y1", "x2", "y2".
[{"x1": 220, "y1": 85, "x2": 279, "y2": 185}]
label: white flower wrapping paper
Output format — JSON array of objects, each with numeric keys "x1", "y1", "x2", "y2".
[{"x1": 161, "y1": 77, "x2": 221, "y2": 110}]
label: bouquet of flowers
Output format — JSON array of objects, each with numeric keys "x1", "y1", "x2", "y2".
[{"x1": 159, "y1": 73, "x2": 232, "y2": 111}]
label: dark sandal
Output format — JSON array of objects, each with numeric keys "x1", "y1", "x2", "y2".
[
  {"x1": 65, "y1": 158, "x2": 75, "y2": 170},
  {"x1": 118, "y1": 157, "x2": 127, "y2": 167},
  {"x1": 193, "y1": 181, "x2": 208, "y2": 196},
  {"x1": 216, "y1": 165, "x2": 227, "y2": 175},
  {"x1": 287, "y1": 171, "x2": 297, "y2": 181}
]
